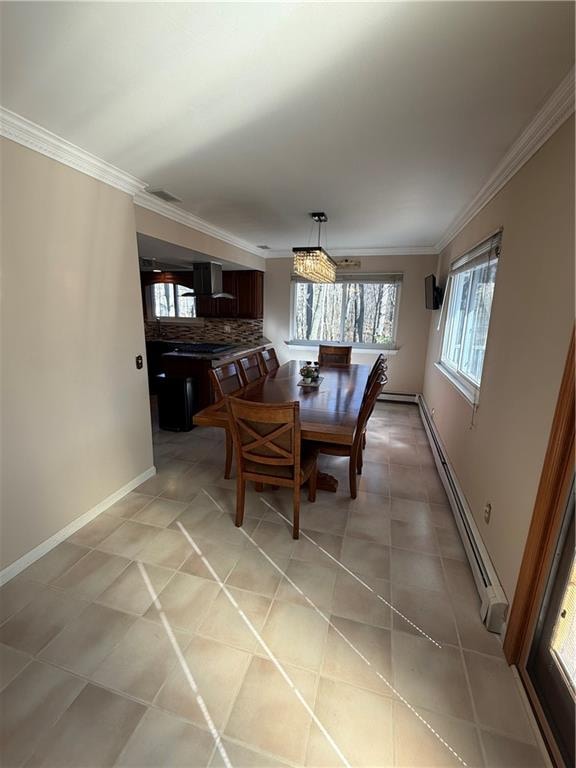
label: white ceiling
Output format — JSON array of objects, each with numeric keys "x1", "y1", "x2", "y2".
[{"x1": 1, "y1": 2, "x2": 573, "y2": 252}]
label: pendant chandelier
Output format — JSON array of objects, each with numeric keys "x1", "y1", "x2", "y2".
[{"x1": 292, "y1": 212, "x2": 336, "y2": 284}]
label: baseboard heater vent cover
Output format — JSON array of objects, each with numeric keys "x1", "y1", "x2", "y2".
[
  {"x1": 417, "y1": 395, "x2": 508, "y2": 633},
  {"x1": 377, "y1": 392, "x2": 418, "y2": 404}
]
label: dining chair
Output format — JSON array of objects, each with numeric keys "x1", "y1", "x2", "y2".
[
  {"x1": 360, "y1": 357, "x2": 388, "y2": 460},
  {"x1": 238, "y1": 352, "x2": 266, "y2": 385},
  {"x1": 259, "y1": 347, "x2": 280, "y2": 374},
  {"x1": 225, "y1": 396, "x2": 318, "y2": 538},
  {"x1": 318, "y1": 344, "x2": 352, "y2": 366},
  {"x1": 367, "y1": 354, "x2": 388, "y2": 390},
  {"x1": 309, "y1": 371, "x2": 385, "y2": 499},
  {"x1": 209, "y1": 361, "x2": 244, "y2": 479}
]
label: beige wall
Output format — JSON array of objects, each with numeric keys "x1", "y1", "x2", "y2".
[
  {"x1": 264, "y1": 253, "x2": 438, "y2": 393},
  {"x1": 134, "y1": 206, "x2": 266, "y2": 271},
  {"x1": 422, "y1": 117, "x2": 574, "y2": 602},
  {"x1": 1, "y1": 138, "x2": 154, "y2": 570}
]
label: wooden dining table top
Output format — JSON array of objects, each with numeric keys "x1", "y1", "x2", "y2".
[{"x1": 193, "y1": 360, "x2": 370, "y2": 445}]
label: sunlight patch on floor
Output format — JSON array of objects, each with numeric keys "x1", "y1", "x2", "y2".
[{"x1": 137, "y1": 561, "x2": 233, "y2": 768}]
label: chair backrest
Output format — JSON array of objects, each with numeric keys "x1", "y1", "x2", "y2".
[
  {"x1": 259, "y1": 347, "x2": 280, "y2": 374},
  {"x1": 367, "y1": 354, "x2": 388, "y2": 391},
  {"x1": 226, "y1": 396, "x2": 301, "y2": 477},
  {"x1": 238, "y1": 352, "x2": 265, "y2": 385},
  {"x1": 209, "y1": 361, "x2": 243, "y2": 402},
  {"x1": 354, "y1": 372, "x2": 386, "y2": 449},
  {"x1": 318, "y1": 344, "x2": 352, "y2": 366}
]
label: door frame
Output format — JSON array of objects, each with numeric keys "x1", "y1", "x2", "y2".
[{"x1": 503, "y1": 328, "x2": 574, "y2": 764}]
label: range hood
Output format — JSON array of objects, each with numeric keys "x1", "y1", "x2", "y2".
[
  {"x1": 192, "y1": 262, "x2": 234, "y2": 299},
  {"x1": 139, "y1": 255, "x2": 235, "y2": 299}
]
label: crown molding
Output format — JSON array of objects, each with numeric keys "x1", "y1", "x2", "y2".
[
  {"x1": 0, "y1": 107, "x2": 147, "y2": 195},
  {"x1": 134, "y1": 190, "x2": 262, "y2": 257},
  {"x1": 265, "y1": 245, "x2": 438, "y2": 259},
  {"x1": 436, "y1": 66, "x2": 575, "y2": 252}
]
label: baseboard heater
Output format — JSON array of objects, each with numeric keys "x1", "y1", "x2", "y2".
[
  {"x1": 417, "y1": 395, "x2": 508, "y2": 633},
  {"x1": 377, "y1": 392, "x2": 418, "y2": 404}
]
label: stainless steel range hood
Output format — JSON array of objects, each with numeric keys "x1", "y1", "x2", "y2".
[
  {"x1": 139, "y1": 252, "x2": 235, "y2": 299},
  {"x1": 192, "y1": 262, "x2": 234, "y2": 299}
]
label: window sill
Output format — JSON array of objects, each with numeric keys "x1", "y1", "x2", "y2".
[
  {"x1": 286, "y1": 340, "x2": 399, "y2": 354},
  {"x1": 151, "y1": 317, "x2": 204, "y2": 325},
  {"x1": 434, "y1": 362, "x2": 478, "y2": 405}
]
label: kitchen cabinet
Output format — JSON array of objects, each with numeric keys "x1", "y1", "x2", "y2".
[
  {"x1": 141, "y1": 269, "x2": 263, "y2": 320},
  {"x1": 237, "y1": 270, "x2": 263, "y2": 318},
  {"x1": 195, "y1": 271, "x2": 237, "y2": 318},
  {"x1": 196, "y1": 270, "x2": 263, "y2": 319}
]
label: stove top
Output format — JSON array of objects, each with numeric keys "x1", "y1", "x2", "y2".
[{"x1": 173, "y1": 342, "x2": 236, "y2": 354}]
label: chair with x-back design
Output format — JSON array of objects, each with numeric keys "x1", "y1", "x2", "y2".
[
  {"x1": 225, "y1": 397, "x2": 318, "y2": 538},
  {"x1": 209, "y1": 361, "x2": 244, "y2": 479}
]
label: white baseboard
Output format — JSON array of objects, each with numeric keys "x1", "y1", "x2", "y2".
[
  {"x1": 0, "y1": 465, "x2": 157, "y2": 586},
  {"x1": 377, "y1": 392, "x2": 418, "y2": 403}
]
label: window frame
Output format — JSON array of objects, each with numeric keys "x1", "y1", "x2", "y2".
[
  {"x1": 437, "y1": 238, "x2": 500, "y2": 403},
  {"x1": 289, "y1": 277, "x2": 402, "y2": 350},
  {"x1": 148, "y1": 283, "x2": 198, "y2": 322}
]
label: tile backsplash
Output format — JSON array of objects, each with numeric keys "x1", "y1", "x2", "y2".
[{"x1": 145, "y1": 318, "x2": 264, "y2": 344}]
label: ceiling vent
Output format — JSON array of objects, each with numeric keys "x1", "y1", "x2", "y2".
[
  {"x1": 257, "y1": 245, "x2": 270, "y2": 250},
  {"x1": 148, "y1": 188, "x2": 182, "y2": 204}
]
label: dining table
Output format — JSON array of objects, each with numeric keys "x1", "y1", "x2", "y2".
[{"x1": 193, "y1": 360, "x2": 371, "y2": 492}]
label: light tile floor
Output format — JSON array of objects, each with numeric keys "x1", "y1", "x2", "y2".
[{"x1": 0, "y1": 403, "x2": 546, "y2": 767}]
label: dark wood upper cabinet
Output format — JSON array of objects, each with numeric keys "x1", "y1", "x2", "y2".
[
  {"x1": 141, "y1": 269, "x2": 263, "y2": 319},
  {"x1": 236, "y1": 270, "x2": 263, "y2": 319},
  {"x1": 196, "y1": 270, "x2": 263, "y2": 319}
]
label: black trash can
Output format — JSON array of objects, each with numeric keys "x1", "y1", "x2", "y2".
[{"x1": 156, "y1": 374, "x2": 195, "y2": 432}]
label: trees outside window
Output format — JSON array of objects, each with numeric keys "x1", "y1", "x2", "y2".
[
  {"x1": 293, "y1": 280, "x2": 400, "y2": 346},
  {"x1": 441, "y1": 258, "x2": 498, "y2": 389},
  {"x1": 152, "y1": 284, "x2": 196, "y2": 319}
]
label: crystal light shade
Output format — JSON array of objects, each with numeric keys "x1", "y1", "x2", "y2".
[{"x1": 292, "y1": 247, "x2": 337, "y2": 284}]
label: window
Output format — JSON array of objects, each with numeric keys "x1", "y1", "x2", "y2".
[
  {"x1": 292, "y1": 276, "x2": 401, "y2": 346},
  {"x1": 440, "y1": 233, "x2": 501, "y2": 394},
  {"x1": 151, "y1": 283, "x2": 196, "y2": 319}
]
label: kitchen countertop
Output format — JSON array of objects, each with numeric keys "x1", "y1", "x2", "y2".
[{"x1": 160, "y1": 339, "x2": 271, "y2": 365}]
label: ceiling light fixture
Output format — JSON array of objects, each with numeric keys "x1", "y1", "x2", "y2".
[{"x1": 293, "y1": 212, "x2": 336, "y2": 284}]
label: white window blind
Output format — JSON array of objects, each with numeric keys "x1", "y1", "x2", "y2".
[{"x1": 440, "y1": 231, "x2": 501, "y2": 392}]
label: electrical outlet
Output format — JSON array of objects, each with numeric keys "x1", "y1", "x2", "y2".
[
  {"x1": 224, "y1": 324, "x2": 231, "y2": 333},
  {"x1": 135, "y1": 355, "x2": 143, "y2": 370},
  {"x1": 484, "y1": 503, "x2": 492, "y2": 524}
]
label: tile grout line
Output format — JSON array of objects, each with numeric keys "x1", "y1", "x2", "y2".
[
  {"x1": 195, "y1": 506, "x2": 469, "y2": 767},
  {"x1": 1, "y1": 513, "x2": 511, "y2": 671},
  {"x1": 436, "y1": 543, "x2": 490, "y2": 768},
  {"x1": 19, "y1": 645, "x2": 295, "y2": 768},
  {"x1": 136, "y1": 561, "x2": 234, "y2": 768},
  {"x1": 204, "y1": 490, "x2": 324, "y2": 767},
  {"x1": 176, "y1": 523, "x2": 353, "y2": 768},
  {"x1": 3, "y1": 592, "x2": 524, "y2": 749},
  {"x1": 2, "y1": 413, "x2": 524, "y2": 768},
  {"x1": 261, "y1": 498, "x2": 443, "y2": 649},
  {"x1": 12, "y1": 637, "x2": 521, "y2": 759},
  {"x1": 214, "y1": 519, "x2": 294, "y2": 760}
]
